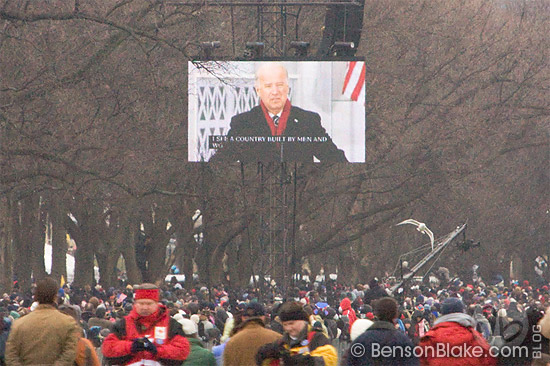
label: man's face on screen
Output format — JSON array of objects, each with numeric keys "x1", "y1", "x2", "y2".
[{"x1": 255, "y1": 65, "x2": 289, "y2": 115}]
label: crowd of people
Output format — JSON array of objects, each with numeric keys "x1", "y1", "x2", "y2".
[{"x1": 2, "y1": 274, "x2": 550, "y2": 366}]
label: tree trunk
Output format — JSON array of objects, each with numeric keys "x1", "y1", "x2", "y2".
[
  {"x1": 96, "y1": 209, "x2": 134, "y2": 288},
  {"x1": 29, "y1": 194, "x2": 47, "y2": 282},
  {"x1": 182, "y1": 238, "x2": 196, "y2": 289},
  {"x1": 121, "y1": 222, "x2": 142, "y2": 285},
  {"x1": 67, "y1": 203, "x2": 102, "y2": 288},
  {"x1": 141, "y1": 209, "x2": 172, "y2": 284},
  {"x1": 95, "y1": 248, "x2": 117, "y2": 289},
  {"x1": 49, "y1": 197, "x2": 68, "y2": 284},
  {"x1": 0, "y1": 196, "x2": 12, "y2": 292},
  {"x1": 224, "y1": 238, "x2": 249, "y2": 287},
  {"x1": 12, "y1": 197, "x2": 32, "y2": 293},
  {"x1": 143, "y1": 233, "x2": 168, "y2": 284},
  {"x1": 73, "y1": 231, "x2": 96, "y2": 287}
]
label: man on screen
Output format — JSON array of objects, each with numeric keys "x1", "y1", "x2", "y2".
[{"x1": 211, "y1": 63, "x2": 348, "y2": 163}]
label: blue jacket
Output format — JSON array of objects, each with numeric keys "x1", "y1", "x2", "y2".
[{"x1": 211, "y1": 341, "x2": 226, "y2": 366}]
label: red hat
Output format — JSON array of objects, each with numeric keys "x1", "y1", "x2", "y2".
[{"x1": 135, "y1": 288, "x2": 160, "y2": 301}]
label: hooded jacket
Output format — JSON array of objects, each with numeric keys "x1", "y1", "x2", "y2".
[
  {"x1": 419, "y1": 313, "x2": 496, "y2": 366},
  {"x1": 340, "y1": 298, "x2": 357, "y2": 332},
  {"x1": 102, "y1": 304, "x2": 189, "y2": 366},
  {"x1": 182, "y1": 337, "x2": 216, "y2": 366}
]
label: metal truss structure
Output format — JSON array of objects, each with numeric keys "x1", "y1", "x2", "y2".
[
  {"x1": 176, "y1": 0, "x2": 363, "y2": 294},
  {"x1": 167, "y1": 0, "x2": 362, "y2": 57}
]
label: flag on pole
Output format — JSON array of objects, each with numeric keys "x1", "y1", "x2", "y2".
[
  {"x1": 342, "y1": 61, "x2": 366, "y2": 102},
  {"x1": 60, "y1": 275, "x2": 65, "y2": 288}
]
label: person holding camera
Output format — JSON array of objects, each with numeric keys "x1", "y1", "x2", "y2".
[
  {"x1": 256, "y1": 301, "x2": 338, "y2": 366},
  {"x1": 102, "y1": 283, "x2": 190, "y2": 366}
]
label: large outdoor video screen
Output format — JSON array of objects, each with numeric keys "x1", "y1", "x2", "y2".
[{"x1": 188, "y1": 60, "x2": 366, "y2": 163}]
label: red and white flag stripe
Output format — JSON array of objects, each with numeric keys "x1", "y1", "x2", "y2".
[{"x1": 342, "y1": 61, "x2": 366, "y2": 102}]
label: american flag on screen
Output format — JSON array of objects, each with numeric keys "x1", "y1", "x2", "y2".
[{"x1": 342, "y1": 61, "x2": 366, "y2": 102}]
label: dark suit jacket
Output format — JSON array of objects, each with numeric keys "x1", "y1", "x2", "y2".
[{"x1": 211, "y1": 105, "x2": 348, "y2": 163}]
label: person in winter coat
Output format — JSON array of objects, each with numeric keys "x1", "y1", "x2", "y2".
[
  {"x1": 492, "y1": 308, "x2": 509, "y2": 340},
  {"x1": 223, "y1": 302, "x2": 281, "y2": 366},
  {"x1": 408, "y1": 310, "x2": 428, "y2": 345},
  {"x1": 470, "y1": 304, "x2": 492, "y2": 340},
  {"x1": 350, "y1": 319, "x2": 373, "y2": 342},
  {"x1": 211, "y1": 341, "x2": 225, "y2": 366},
  {"x1": 58, "y1": 304, "x2": 101, "y2": 366},
  {"x1": 346, "y1": 297, "x2": 418, "y2": 366},
  {"x1": 363, "y1": 278, "x2": 387, "y2": 305},
  {"x1": 256, "y1": 301, "x2": 338, "y2": 366},
  {"x1": 177, "y1": 318, "x2": 216, "y2": 366},
  {"x1": 340, "y1": 297, "x2": 357, "y2": 333},
  {"x1": 214, "y1": 308, "x2": 229, "y2": 335},
  {"x1": 221, "y1": 303, "x2": 245, "y2": 344},
  {"x1": 0, "y1": 311, "x2": 10, "y2": 366},
  {"x1": 102, "y1": 283, "x2": 190, "y2": 366},
  {"x1": 418, "y1": 297, "x2": 496, "y2": 366},
  {"x1": 5, "y1": 277, "x2": 80, "y2": 366},
  {"x1": 87, "y1": 306, "x2": 114, "y2": 331}
]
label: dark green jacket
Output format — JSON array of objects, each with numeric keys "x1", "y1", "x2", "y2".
[{"x1": 182, "y1": 337, "x2": 216, "y2": 366}]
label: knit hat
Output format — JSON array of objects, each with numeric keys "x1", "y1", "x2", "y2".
[
  {"x1": 134, "y1": 284, "x2": 160, "y2": 302},
  {"x1": 190, "y1": 314, "x2": 200, "y2": 324},
  {"x1": 95, "y1": 307, "x2": 106, "y2": 319},
  {"x1": 178, "y1": 318, "x2": 198, "y2": 336},
  {"x1": 278, "y1": 301, "x2": 309, "y2": 322},
  {"x1": 244, "y1": 302, "x2": 265, "y2": 317},
  {"x1": 350, "y1": 319, "x2": 373, "y2": 341},
  {"x1": 173, "y1": 312, "x2": 184, "y2": 323},
  {"x1": 441, "y1": 297, "x2": 465, "y2": 315}
]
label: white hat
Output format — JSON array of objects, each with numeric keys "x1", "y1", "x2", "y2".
[
  {"x1": 350, "y1": 319, "x2": 374, "y2": 341},
  {"x1": 190, "y1": 314, "x2": 200, "y2": 324},
  {"x1": 178, "y1": 318, "x2": 198, "y2": 336},
  {"x1": 173, "y1": 313, "x2": 185, "y2": 323},
  {"x1": 30, "y1": 301, "x2": 39, "y2": 312}
]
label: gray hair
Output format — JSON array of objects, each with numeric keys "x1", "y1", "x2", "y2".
[{"x1": 254, "y1": 62, "x2": 289, "y2": 89}]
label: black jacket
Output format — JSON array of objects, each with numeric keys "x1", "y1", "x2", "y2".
[
  {"x1": 211, "y1": 105, "x2": 348, "y2": 163},
  {"x1": 346, "y1": 321, "x2": 419, "y2": 366}
]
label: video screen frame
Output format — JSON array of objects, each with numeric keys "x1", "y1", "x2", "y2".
[{"x1": 188, "y1": 59, "x2": 366, "y2": 163}]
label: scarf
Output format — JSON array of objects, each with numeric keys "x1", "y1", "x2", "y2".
[{"x1": 260, "y1": 99, "x2": 291, "y2": 136}]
